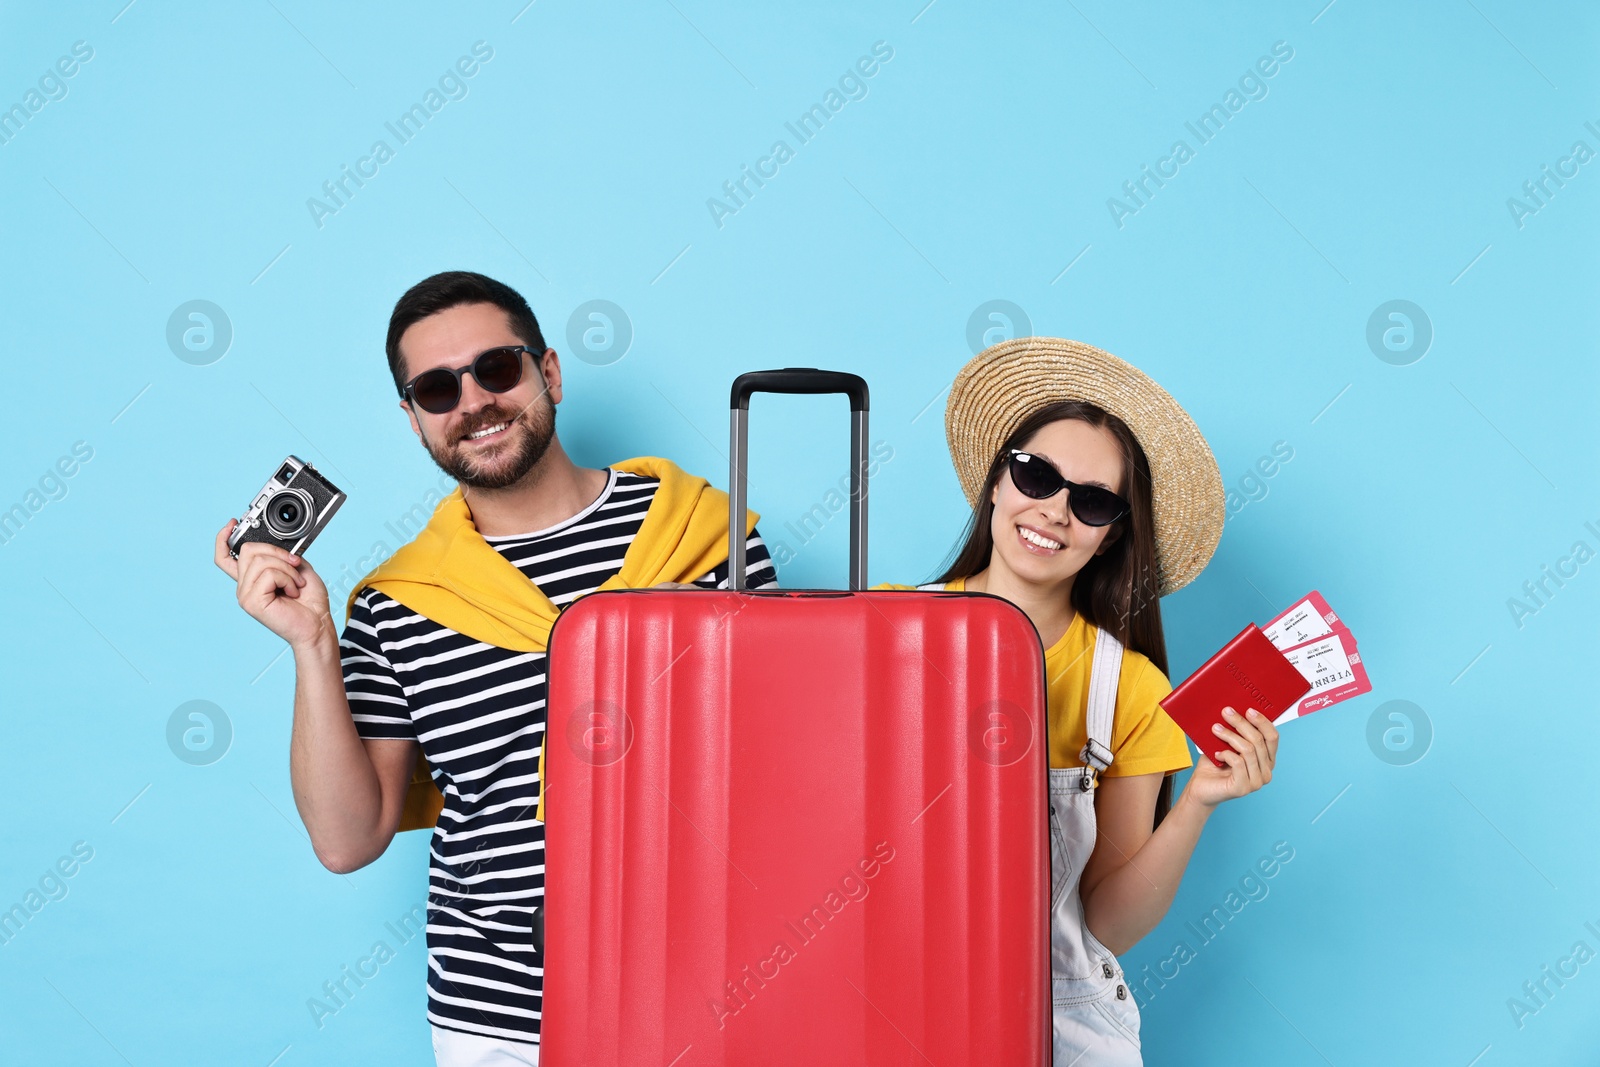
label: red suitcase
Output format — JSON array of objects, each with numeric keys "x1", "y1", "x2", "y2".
[{"x1": 542, "y1": 370, "x2": 1050, "y2": 1065}]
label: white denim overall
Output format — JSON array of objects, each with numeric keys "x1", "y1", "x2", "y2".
[{"x1": 1049, "y1": 625, "x2": 1143, "y2": 1065}]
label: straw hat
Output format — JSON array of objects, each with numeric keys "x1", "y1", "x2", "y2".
[{"x1": 945, "y1": 337, "x2": 1224, "y2": 596}]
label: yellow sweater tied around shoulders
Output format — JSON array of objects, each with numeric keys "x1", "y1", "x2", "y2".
[{"x1": 342, "y1": 456, "x2": 758, "y2": 830}]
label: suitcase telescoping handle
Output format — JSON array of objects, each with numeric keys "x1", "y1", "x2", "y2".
[{"x1": 729, "y1": 369, "x2": 870, "y2": 591}]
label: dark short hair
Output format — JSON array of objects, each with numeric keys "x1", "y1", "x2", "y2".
[{"x1": 385, "y1": 271, "x2": 547, "y2": 395}]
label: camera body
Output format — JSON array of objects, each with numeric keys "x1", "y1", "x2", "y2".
[{"x1": 228, "y1": 455, "x2": 346, "y2": 559}]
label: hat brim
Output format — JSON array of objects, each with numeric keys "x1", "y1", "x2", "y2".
[{"x1": 944, "y1": 337, "x2": 1224, "y2": 596}]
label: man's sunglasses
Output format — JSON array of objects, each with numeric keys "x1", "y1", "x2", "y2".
[
  {"x1": 401, "y1": 345, "x2": 537, "y2": 415},
  {"x1": 1006, "y1": 449, "x2": 1129, "y2": 527}
]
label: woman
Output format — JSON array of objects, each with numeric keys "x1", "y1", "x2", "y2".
[{"x1": 893, "y1": 338, "x2": 1279, "y2": 1064}]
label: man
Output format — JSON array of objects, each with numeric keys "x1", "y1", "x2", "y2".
[{"x1": 214, "y1": 271, "x2": 777, "y2": 1064}]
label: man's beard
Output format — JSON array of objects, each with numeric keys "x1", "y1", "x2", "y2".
[{"x1": 423, "y1": 396, "x2": 556, "y2": 490}]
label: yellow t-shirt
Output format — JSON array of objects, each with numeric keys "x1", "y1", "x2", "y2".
[{"x1": 882, "y1": 578, "x2": 1193, "y2": 777}]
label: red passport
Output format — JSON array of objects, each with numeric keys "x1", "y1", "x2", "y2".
[{"x1": 1160, "y1": 624, "x2": 1312, "y2": 766}]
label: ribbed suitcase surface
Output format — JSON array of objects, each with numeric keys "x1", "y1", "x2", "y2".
[{"x1": 542, "y1": 587, "x2": 1048, "y2": 1065}]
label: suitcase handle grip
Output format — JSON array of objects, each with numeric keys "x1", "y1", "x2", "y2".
[
  {"x1": 728, "y1": 368, "x2": 870, "y2": 591},
  {"x1": 730, "y1": 368, "x2": 868, "y2": 412}
]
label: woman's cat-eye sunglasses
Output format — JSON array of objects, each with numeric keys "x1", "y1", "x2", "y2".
[{"x1": 1005, "y1": 449, "x2": 1129, "y2": 526}]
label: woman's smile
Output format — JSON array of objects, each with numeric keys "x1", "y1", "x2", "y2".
[{"x1": 1016, "y1": 522, "x2": 1066, "y2": 554}]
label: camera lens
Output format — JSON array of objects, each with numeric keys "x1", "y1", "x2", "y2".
[{"x1": 264, "y1": 488, "x2": 313, "y2": 539}]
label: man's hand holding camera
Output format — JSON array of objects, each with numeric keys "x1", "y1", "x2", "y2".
[
  {"x1": 216, "y1": 454, "x2": 346, "y2": 652},
  {"x1": 213, "y1": 519, "x2": 335, "y2": 653}
]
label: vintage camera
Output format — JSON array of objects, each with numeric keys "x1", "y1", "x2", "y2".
[{"x1": 228, "y1": 455, "x2": 346, "y2": 559}]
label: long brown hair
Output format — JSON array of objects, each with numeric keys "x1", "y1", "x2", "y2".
[{"x1": 934, "y1": 399, "x2": 1168, "y2": 678}]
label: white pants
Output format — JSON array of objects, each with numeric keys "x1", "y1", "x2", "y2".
[{"x1": 432, "y1": 1025, "x2": 540, "y2": 1066}]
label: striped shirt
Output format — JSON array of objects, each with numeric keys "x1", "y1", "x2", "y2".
[{"x1": 338, "y1": 468, "x2": 777, "y2": 1044}]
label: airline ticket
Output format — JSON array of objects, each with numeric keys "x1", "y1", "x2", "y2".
[{"x1": 1262, "y1": 590, "x2": 1371, "y2": 724}]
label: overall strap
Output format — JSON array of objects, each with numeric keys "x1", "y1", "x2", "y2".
[{"x1": 1080, "y1": 624, "x2": 1125, "y2": 780}]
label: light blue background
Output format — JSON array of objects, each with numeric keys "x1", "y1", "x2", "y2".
[{"x1": 2, "y1": 1, "x2": 1595, "y2": 1064}]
